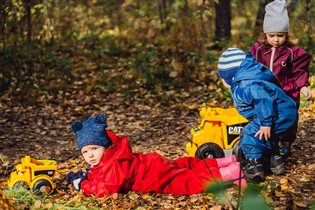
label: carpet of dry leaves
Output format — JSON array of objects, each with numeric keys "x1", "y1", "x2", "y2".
[{"x1": 0, "y1": 68, "x2": 314, "y2": 209}]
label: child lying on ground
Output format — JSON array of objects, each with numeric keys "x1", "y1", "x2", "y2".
[{"x1": 66, "y1": 114, "x2": 246, "y2": 197}]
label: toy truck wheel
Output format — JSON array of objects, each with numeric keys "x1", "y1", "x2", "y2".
[
  {"x1": 195, "y1": 143, "x2": 225, "y2": 159},
  {"x1": 32, "y1": 179, "x2": 53, "y2": 195},
  {"x1": 232, "y1": 141, "x2": 245, "y2": 164},
  {"x1": 13, "y1": 181, "x2": 29, "y2": 189}
]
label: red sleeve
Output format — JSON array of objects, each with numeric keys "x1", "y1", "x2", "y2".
[
  {"x1": 291, "y1": 46, "x2": 311, "y2": 89},
  {"x1": 80, "y1": 160, "x2": 130, "y2": 197}
]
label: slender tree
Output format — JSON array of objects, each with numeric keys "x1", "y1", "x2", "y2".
[
  {"x1": 198, "y1": 0, "x2": 207, "y2": 56},
  {"x1": 158, "y1": 0, "x2": 166, "y2": 24},
  {"x1": 214, "y1": 0, "x2": 231, "y2": 41},
  {"x1": 23, "y1": 0, "x2": 32, "y2": 44},
  {"x1": 0, "y1": 1, "x2": 7, "y2": 49}
]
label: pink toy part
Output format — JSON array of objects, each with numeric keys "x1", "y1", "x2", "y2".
[
  {"x1": 216, "y1": 155, "x2": 237, "y2": 167},
  {"x1": 219, "y1": 162, "x2": 247, "y2": 189}
]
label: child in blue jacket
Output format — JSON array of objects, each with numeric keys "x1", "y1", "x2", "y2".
[{"x1": 217, "y1": 48, "x2": 298, "y2": 181}]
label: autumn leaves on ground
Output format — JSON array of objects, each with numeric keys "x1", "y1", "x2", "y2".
[{"x1": 0, "y1": 63, "x2": 314, "y2": 209}]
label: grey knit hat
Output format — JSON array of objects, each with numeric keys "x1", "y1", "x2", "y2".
[{"x1": 263, "y1": 0, "x2": 289, "y2": 33}]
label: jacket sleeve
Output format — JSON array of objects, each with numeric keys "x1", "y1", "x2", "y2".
[
  {"x1": 80, "y1": 160, "x2": 130, "y2": 197},
  {"x1": 291, "y1": 47, "x2": 311, "y2": 89},
  {"x1": 247, "y1": 83, "x2": 276, "y2": 127},
  {"x1": 250, "y1": 42, "x2": 260, "y2": 59}
]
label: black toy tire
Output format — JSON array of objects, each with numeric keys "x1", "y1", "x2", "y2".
[
  {"x1": 32, "y1": 179, "x2": 53, "y2": 195},
  {"x1": 233, "y1": 141, "x2": 246, "y2": 165},
  {"x1": 13, "y1": 181, "x2": 29, "y2": 189},
  {"x1": 195, "y1": 143, "x2": 225, "y2": 159}
]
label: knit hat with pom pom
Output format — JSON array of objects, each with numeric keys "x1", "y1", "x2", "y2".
[{"x1": 71, "y1": 114, "x2": 111, "y2": 150}]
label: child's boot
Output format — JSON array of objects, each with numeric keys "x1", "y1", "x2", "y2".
[
  {"x1": 270, "y1": 155, "x2": 285, "y2": 175},
  {"x1": 219, "y1": 162, "x2": 247, "y2": 189},
  {"x1": 244, "y1": 158, "x2": 264, "y2": 182},
  {"x1": 216, "y1": 155, "x2": 237, "y2": 167}
]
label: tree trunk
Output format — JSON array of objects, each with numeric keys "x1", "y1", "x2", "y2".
[
  {"x1": 214, "y1": 0, "x2": 231, "y2": 41},
  {"x1": 114, "y1": 0, "x2": 123, "y2": 32},
  {"x1": 23, "y1": 0, "x2": 32, "y2": 44},
  {"x1": 0, "y1": 2, "x2": 7, "y2": 49},
  {"x1": 198, "y1": 0, "x2": 207, "y2": 56},
  {"x1": 158, "y1": 0, "x2": 166, "y2": 23},
  {"x1": 158, "y1": 0, "x2": 174, "y2": 32}
]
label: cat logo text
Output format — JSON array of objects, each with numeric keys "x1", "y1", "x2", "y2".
[{"x1": 228, "y1": 126, "x2": 244, "y2": 135}]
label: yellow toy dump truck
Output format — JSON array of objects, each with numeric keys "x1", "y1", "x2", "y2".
[
  {"x1": 186, "y1": 107, "x2": 248, "y2": 159},
  {"x1": 7, "y1": 156, "x2": 58, "y2": 195}
]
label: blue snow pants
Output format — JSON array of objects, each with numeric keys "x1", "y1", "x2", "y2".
[{"x1": 240, "y1": 116, "x2": 296, "y2": 159}]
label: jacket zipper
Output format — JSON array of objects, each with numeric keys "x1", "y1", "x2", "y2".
[{"x1": 269, "y1": 47, "x2": 276, "y2": 72}]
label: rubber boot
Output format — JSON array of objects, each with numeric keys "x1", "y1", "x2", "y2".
[
  {"x1": 244, "y1": 158, "x2": 264, "y2": 182},
  {"x1": 216, "y1": 155, "x2": 237, "y2": 167},
  {"x1": 270, "y1": 155, "x2": 285, "y2": 175},
  {"x1": 219, "y1": 162, "x2": 247, "y2": 190}
]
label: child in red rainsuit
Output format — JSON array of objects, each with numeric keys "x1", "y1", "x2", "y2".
[
  {"x1": 66, "y1": 114, "x2": 246, "y2": 197},
  {"x1": 250, "y1": 0, "x2": 312, "y2": 157}
]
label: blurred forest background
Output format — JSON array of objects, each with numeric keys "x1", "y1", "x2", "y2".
[
  {"x1": 1, "y1": 1, "x2": 315, "y2": 209},
  {"x1": 0, "y1": 0, "x2": 314, "y2": 103}
]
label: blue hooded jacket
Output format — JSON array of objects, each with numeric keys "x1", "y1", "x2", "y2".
[{"x1": 231, "y1": 52, "x2": 297, "y2": 135}]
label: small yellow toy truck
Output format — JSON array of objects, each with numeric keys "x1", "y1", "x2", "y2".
[
  {"x1": 186, "y1": 107, "x2": 248, "y2": 159},
  {"x1": 7, "y1": 156, "x2": 58, "y2": 195}
]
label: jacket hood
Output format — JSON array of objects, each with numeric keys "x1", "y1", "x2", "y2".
[
  {"x1": 91, "y1": 130, "x2": 133, "y2": 170},
  {"x1": 232, "y1": 52, "x2": 277, "y2": 85}
]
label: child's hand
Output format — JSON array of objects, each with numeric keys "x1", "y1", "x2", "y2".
[
  {"x1": 255, "y1": 126, "x2": 271, "y2": 141},
  {"x1": 300, "y1": 87, "x2": 312, "y2": 100},
  {"x1": 66, "y1": 171, "x2": 87, "y2": 191}
]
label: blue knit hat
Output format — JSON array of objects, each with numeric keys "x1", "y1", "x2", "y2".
[
  {"x1": 71, "y1": 114, "x2": 112, "y2": 150},
  {"x1": 217, "y1": 48, "x2": 246, "y2": 85},
  {"x1": 263, "y1": 0, "x2": 289, "y2": 33}
]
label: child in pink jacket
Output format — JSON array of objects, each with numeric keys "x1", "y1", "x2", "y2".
[
  {"x1": 250, "y1": 0, "x2": 312, "y2": 156},
  {"x1": 66, "y1": 114, "x2": 246, "y2": 197}
]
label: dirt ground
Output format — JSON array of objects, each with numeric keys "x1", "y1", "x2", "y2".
[{"x1": 0, "y1": 91, "x2": 314, "y2": 209}]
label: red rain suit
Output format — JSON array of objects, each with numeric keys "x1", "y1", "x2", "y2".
[{"x1": 80, "y1": 131, "x2": 222, "y2": 197}]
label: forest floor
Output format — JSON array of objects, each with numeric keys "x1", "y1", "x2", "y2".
[{"x1": 0, "y1": 68, "x2": 314, "y2": 209}]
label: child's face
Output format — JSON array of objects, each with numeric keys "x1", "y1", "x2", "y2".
[
  {"x1": 266, "y1": 32, "x2": 287, "y2": 48},
  {"x1": 81, "y1": 145, "x2": 106, "y2": 167}
]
